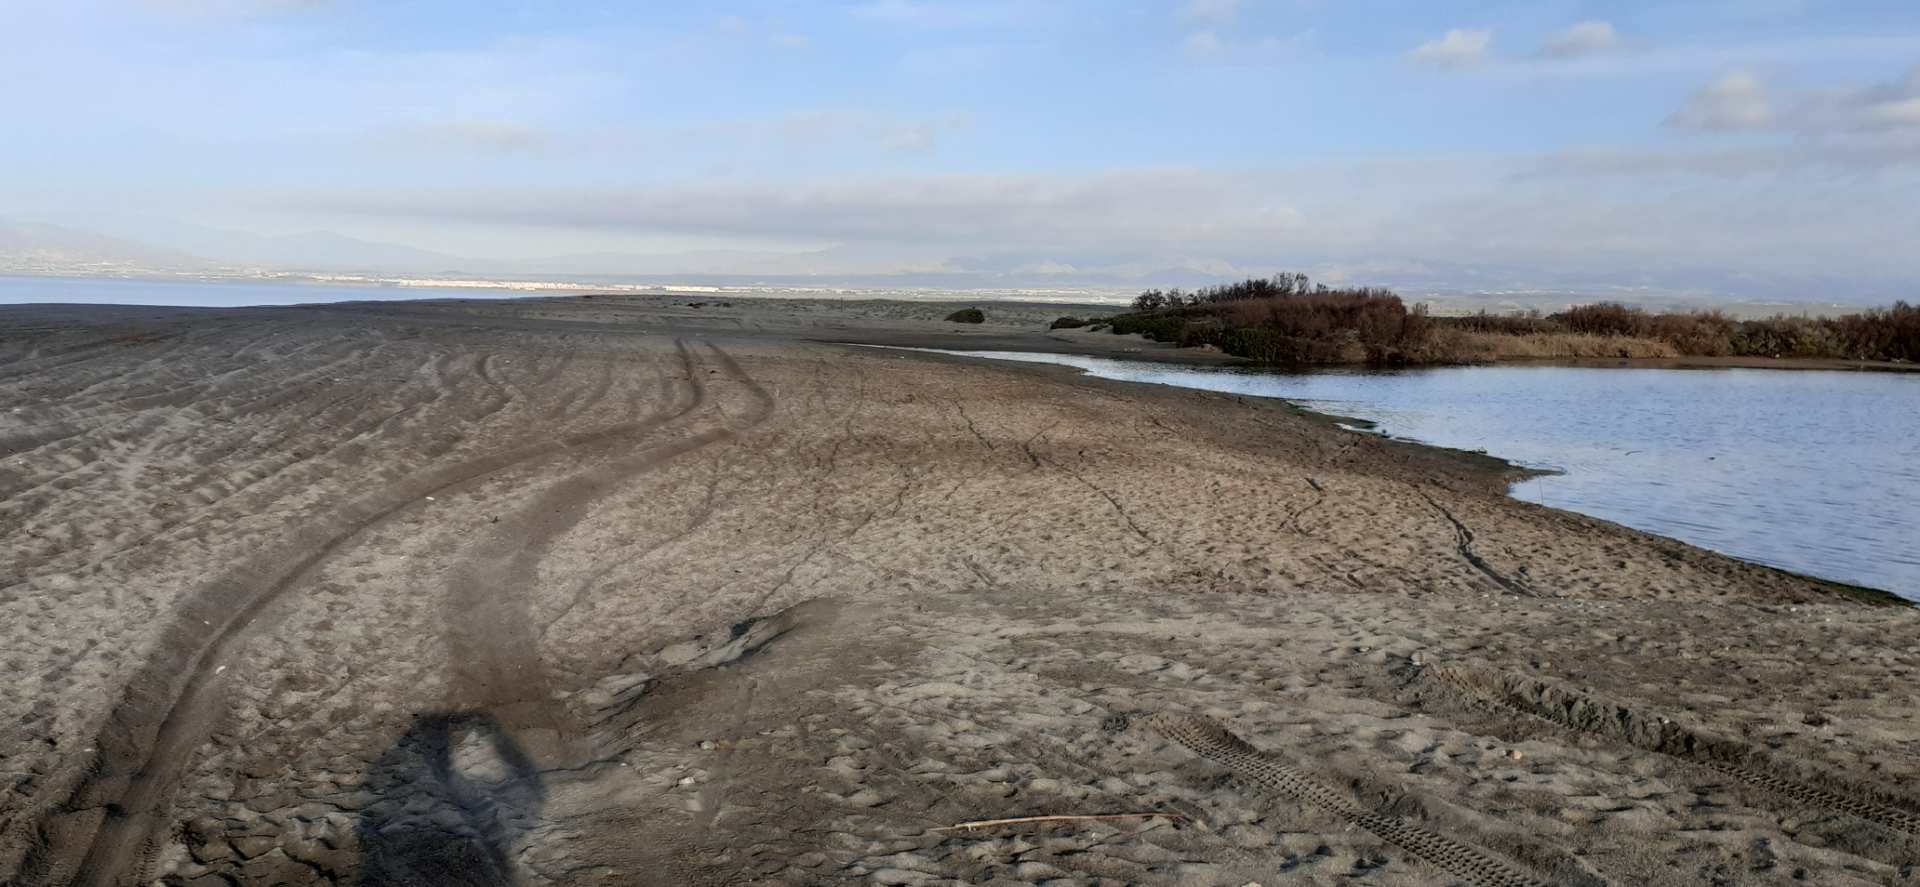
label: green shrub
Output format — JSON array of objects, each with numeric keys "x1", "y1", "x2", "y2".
[
  {"x1": 1437, "y1": 310, "x2": 1555, "y2": 335},
  {"x1": 1049, "y1": 316, "x2": 1089, "y2": 330},
  {"x1": 1220, "y1": 328, "x2": 1348, "y2": 364},
  {"x1": 1107, "y1": 313, "x2": 1189, "y2": 342},
  {"x1": 1220, "y1": 327, "x2": 1291, "y2": 363},
  {"x1": 1175, "y1": 317, "x2": 1224, "y2": 348},
  {"x1": 1554, "y1": 302, "x2": 1641, "y2": 337},
  {"x1": 944, "y1": 308, "x2": 985, "y2": 324},
  {"x1": 1833, "y1": 301, "x2": 1919, "y2": 361}
]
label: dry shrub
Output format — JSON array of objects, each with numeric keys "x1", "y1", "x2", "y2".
[
  {"x1": 1115, "y1": 280, "x2": 1917, "y2": 365},
  {"x1": 1555, "y1": 302, "x2": 1650, "y2": 337},
  {"x1": 1553, "y1": 302, "x2": 1919, "y2": 362},
  {"x1": 1457, "y1": 331, "x2": 1679, "y2": 360},
  {"x1": 1439, "y1": 311, "x2": 1557, "y2": 336},
  {"x1": 1732, "y1": 316, "x2": 1843, "y2": 358},
  {"x1": 1647, "y1": 311, "x2": 1737, "y2": 356},
  {"x1": 1835, "y1": 301, "x2": 1920, "y2": 361}
]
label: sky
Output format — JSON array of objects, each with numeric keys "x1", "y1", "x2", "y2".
[{"x1": 4, "y1": 0, "x2": 1919, "y2": 293}]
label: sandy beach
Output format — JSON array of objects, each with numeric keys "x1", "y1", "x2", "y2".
[{"x1": 2, "y1": 293, "x2": 1917, "y2": 886}]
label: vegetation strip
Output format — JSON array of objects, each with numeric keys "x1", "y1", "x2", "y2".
[{"x1": 1107, "y1": 274, "x2": 1919, "y2": 366}]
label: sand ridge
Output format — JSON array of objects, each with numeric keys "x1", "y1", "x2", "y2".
[{"x1": 0, "y1": 294, "x2": 1916, "y2": 885}]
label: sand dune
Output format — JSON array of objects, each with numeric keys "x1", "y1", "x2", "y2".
[{"x1": 1, "y1": 294, "x2": 1915, "y2": 886}]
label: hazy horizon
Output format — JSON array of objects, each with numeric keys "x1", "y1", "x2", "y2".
[{"x1": 5, "y1": 2, "x2": 1919, "y2": 303}]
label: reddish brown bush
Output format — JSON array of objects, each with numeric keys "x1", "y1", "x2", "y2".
[{"x1": 1113, "y1": 279, "x2": 1918, "y2": 365}]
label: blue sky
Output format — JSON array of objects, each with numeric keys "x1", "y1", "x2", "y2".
[{"x1": 5, "y1": 0, "x2": 1919, "y2": 291}]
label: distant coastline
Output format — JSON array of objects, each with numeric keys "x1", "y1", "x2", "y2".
[{"x1": 0, "y1": 271, "x2": 1135, "y2": 309}]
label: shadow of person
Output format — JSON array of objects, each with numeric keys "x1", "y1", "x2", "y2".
[{"x1": 355, "y1": 712, "x2": 546, "y2": 886}]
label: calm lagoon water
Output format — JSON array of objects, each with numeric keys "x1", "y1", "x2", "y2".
[{"x1": 938, "y1": 350, "x2": 1920, "y2": 599}]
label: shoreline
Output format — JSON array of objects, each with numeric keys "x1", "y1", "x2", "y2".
[
  {"x1": 914, "y1": 325, "x2": 1920, "y2": 374},
  {"x1": 1500, "y1": 353, "x2": 1920, "y2": 374},
  {"x1": 876, "y1": 342, "x2": 1910, "y2": 607},
  {"x1": 5, "y1": 293, "x2": 1918, "y2": 885},
  {"x1": 11, "y1": 277, "x2": 1910, "y2": 374},
  {"x1": 828, "y1": 321, "x2": 1920, "y2": 374}
]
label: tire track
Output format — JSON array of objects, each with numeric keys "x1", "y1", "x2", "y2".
[
  {"x1": 39, "y1": 344, "x2": 191, "y2": 405},
  {"x1": 1421, "y1": 664, "x2": 1920, "y2": 839},
  {"x1": 512, "y1": 349, "x2": 577, "y2": 421},
  {"x1": 13, "y1": 324, "x2": 272, "y2": 417},
  {"x1": 0, "y1": 374, "x2": 346, "y2": 582},
  {"x1": 0, "y1": 331, "x2": 299, "y2": 470},
  {"x1": 0, "y1": 332, "x2": 183, "y2": 385},
  {"x1": 538, "y1": 459, "x2": 726, "y2": 643},
  {"x1": 1413, "y1": 487, "x2": 1535, "y2": 596},
  {"x1": 549, "y1": 351, "x2": 612, "y2": 421},
  {"x1": 1148, "y1": 713, "x2": 1548, "y2": 887},
  {"x1": 465, "y1": 352, "x2": 513, "y2": 423},
  {"x1": 13, "y1": 341, "x2": 708, "y2": 887},
  {"x1": 0, "y1": 343, "x2": 402, "y2": 551},
  {"x1": 1037, "y1": 450, "x2": 1153, "y2": 543},
  {"x1": 441, "y1": 342, "x2": 740, "y2": 723},
  {"x1": 32, "y1": 336, "x2": 382, "y2": 489},
  {"x1": 656, "y1": 354, "x2": 846, "y2": 622}
]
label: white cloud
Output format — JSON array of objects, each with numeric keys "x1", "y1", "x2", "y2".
[
  {"x1": 1409, "y1": 29, "x2": 1491, "y2": 68},
  {"x1": 711, "y1": 13, "x2": 810, "y2": 49},
  {"x1": 1666, "y1": 70, "x2": 1773, "y2": 130},
  {"x1": 1539, "y1": 21, "x2": 1616, "y2": 58},
  {"x1": 1173, "y1": 28, "x2": 1315, "y2": 62},
  {"x1": 1181, "y1": 0, "x2": 1242, "y2": 25},
  {"x1": 1528, "y1": 138, "x2": 1920, "y2": 178},
  {"x1": 1182, "y1": 30, "x2": 1220, "y2": 56},
  {"x1": 369, "y1": 121, "x2": 549, "y2": 153},
  {"x1": 1484, "y1": 35, "x2": 1920, "y2": 81},
  {"x1": 136, "y1": 0, "x2": 325, "y2": 13},
  {"x1": 291, "y1": 158, "x2": 1920, "y2": 282},
  {"x1": 302, "y1": 169, "x2": 1319, "y2": 251},
  {"x1": 1866, "y1": 97, "x2": 1920, "y2": 126},
  {"x1": 23, "y1": 36, "x2": 612, "y2": 142},
  {"x1": 1668, "y1": 66, "x2": 1920, "y2": 133},
  {"x1": 1806, "y1": 65, "x2": 1920, "y2": 130},
  {"x1": 674, "y1": 110, "x2": 974, "y2": 155},
  {"x1": 844, "y1": 0, "x2": 1032, "y2": 30}
]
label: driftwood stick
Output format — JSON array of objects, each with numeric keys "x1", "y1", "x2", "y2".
[{"x1": 931, "y1": 813, "x2": 1185, "y2": 832}]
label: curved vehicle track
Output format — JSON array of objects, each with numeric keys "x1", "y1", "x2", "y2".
[
  {"x1": 1149, "y1": 713, "x2": 1550, "y2": 887},
  {"x1": 1421, "y1": 663, "x2": 1920, "y2": 839},
  {"x1": 14, "y1": 338, "x2": 779, "y2": 886},
  {"x1": 5, "y1": 296, "x2": 1918, "y2": 887}
]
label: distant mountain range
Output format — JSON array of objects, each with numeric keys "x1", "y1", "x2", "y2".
[
  {"x1": 0, "y1": 221, "x2": 203, "y2": 270},
  {"x1": 1, "y1": 217, "x2": 1909, "y2": 312}
]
